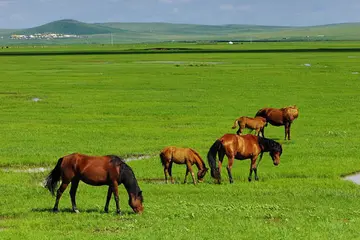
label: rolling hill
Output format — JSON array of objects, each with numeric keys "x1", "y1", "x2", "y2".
[
  {"x1": 2, "y1": 19, "x2": 360, "y2": 44},
  {"x1": 12, "y1": 19, "x2": 128, "y2": 35}
]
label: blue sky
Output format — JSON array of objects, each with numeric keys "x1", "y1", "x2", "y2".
[{"x1": 1, "y1": 0, "x2": 360, "y2": 29}]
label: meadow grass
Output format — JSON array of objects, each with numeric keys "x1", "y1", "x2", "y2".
[{"x1": 1, "y1": 43, "x2": 360, "y2": 239}]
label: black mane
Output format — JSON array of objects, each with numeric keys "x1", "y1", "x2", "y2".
[
  {"x1": 108, "y1": 155, "x2": 143, "y2": 202},
  {"x1": 108, "y1": 155, "x2": 126, "y2": 166},
  {"x1": 258, "y1": 137, "x2": 282, "y2": 154}
]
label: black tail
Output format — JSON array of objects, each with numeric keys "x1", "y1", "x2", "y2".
[
  {"x1": 207, "y1": 140, "x2": 222, "y2": 180},
  {"x1": 44, "y1": 158, "x2": 63, "y2": 196},
  {"x1": 159, "y1": 152, "x2": 166, "y2": 166}
]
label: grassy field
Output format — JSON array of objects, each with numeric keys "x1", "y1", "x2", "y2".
[{"x1": 1, "y1": 43, "x2": 360, "y2": 239}]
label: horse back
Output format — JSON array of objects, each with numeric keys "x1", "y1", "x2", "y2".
[
  {"x1": 256, "y1": 108, "x2": 284, "y2": 126},
  {"x1": 220, "y1": 134, "x2": 261, "y2": 159},
  {"x1": 243, "y1": 116, "x2": 267, "y2": 128},
  {"x1": 61, "y1": 153, "x2": 116, "y2": 185},
  {"x1": 160, "y1": 146, "x2": 191, "y2": 164}
]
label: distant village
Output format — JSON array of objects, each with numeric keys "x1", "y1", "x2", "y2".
[{"x1": 10, "y1": 33, "x2": 81, "y2": 40}]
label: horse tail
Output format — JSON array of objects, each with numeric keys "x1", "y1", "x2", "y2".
[
  {"x1": 44, "y1": 157, "x2": 63, "y2": 196},
  {"x1": 231, "y1": 118, "x2": 239, "y2": 129},
  {"x1": 159, "y1": 149, "x2": 169, "y2": 167},
  {"x1": 207, "y1": 140, "x2": 222, "y2": 180}
]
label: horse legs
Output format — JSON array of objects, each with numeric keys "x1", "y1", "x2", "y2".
[
  {"x1": 236, "y1": 128, "x2": 241, "y2": 135},
  {"x1": 104, "y1": 186, "x2": 112, "y2": 213},
  {"x1": 69, "y1": 179, "x2": 80, "y2": 213},
  {"x1": 217, "y1": 150, "x2": 225, "y2": 184},
  {"x1": 226, "y1": 157, "x2": 234, "y2": 184},
  {"x1": 237, "y1": 125, "x2": 244, "y2": 135},
  {"x1": 186, "y1": 162, "x2": 197, "y2": 185},
  {"x1": 288, "y1": 122, "x2": 292, "y2": 140},
  {"x1": 163, "y1": 165, "x2": 169, "y2": 184},
  {"x1": 261, "y1": 127, "x2": 265, "y2": 137},
  {"x1": 112, "y1": 181, "x2": 121, "y2": 215},
  {"x1": 183, "y1": 168, "x2": 189, "y2": 184},
  {"x1": 248, "y1": 157, "x2": 258, "y2": 182},
  {"x1": 284, "y1": 122, "x2": 291, "y2": 140},
  {"x1": 168, "y1": 161, "x2": 174, "y2": 184},
  {"x1": 53, "y1": 181, "x2": 69, "y2": 212}
]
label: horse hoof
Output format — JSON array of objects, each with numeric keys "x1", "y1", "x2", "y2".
[
  {"x1": 53, "y1": 208, "x2": 59, "y2": 213},
  {"x1": 248, "y1": 178, "x2": 252, "y2": 182},
  {"x1": 116, "y1": 210, "x2": 122, "y2": 215},
  {"x1": 73, "y1": 209, "x2": 80, "y2": 214}
]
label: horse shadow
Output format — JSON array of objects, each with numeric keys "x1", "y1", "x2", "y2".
[{"x1": 31, "y1": 208, "x2": 135, "y2": 215}]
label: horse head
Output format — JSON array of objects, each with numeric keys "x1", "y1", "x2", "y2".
[
  {"x1": 269, "y1": 141, "x2": 282, "y2": 166},
  {"x1": 197, "y1": 167, "x2": 208, "y2": 182},
  {"x1": 284, "y1": 105, "x2": 299, "y2": 122},
  {"x1": 129, "y1": 191, "x2": 144, "y2": 214}
]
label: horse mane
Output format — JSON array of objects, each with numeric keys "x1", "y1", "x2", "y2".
[
  {"x1": 108, "y1": 155, "x2": 143, "y2": 202},
  {"x1": 258, "y1": 137, "x2": 282, "y2": 154},
  {"x1": 190, "y1": 149, "x2": 206, "y2": 168},
  {"x1": 108, "y1": 155, "x2": 126, "y2": 165}
]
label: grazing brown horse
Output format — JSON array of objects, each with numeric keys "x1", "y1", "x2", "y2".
[
  {"x1": 45, "y1": 153, "x2": 144, "y2": 214},
  {"x1": 160, "y1": 146, "x2": 208, "y2": 184},
  {"x1": 255, "y1": 105, "x2": 299, "y2": 140},
  {"x1": 207, "y1": 134, "x2": 282, "y2": 184},
  {"x1": 232, "y1": 116, "x2": 267, "y2": 136}
]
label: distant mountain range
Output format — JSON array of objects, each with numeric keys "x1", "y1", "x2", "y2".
[{"x1": 2, "y1": 19, "x2": 360, "y2": 44}]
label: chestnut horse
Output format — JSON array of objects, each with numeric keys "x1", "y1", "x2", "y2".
[
  {"x1": 207, "y1": 134, "x2": 282, "y2": 184},
  {"x1": 45, "y1": 153, "x2": 144, "y2": 214},
  {"x1": 232, "y1": 116, "x2": 267, "y2": 136},
  {"x1": 255, "y1": 105, "x2": 299, "y2": 140},
  {"x1": 160, "y1": 146, "x2": 208, "y2": 184}
]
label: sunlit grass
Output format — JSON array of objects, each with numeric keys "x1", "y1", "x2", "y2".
[{"x1": 1, "y1": 43, "x2": 360, "y2": 239}]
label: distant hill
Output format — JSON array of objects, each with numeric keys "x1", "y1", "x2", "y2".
[
  {"x1": 13, "y1": 19, "x2": 127, "y2": 35},
  {"x1": 98, "y1": 22, "x2": 291, "y2": 35},
  {"x1": 3, "y1": 20, "x2": 360, "y2": 44}
]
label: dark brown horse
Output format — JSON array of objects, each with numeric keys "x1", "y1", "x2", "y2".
[
  {"x1": 232, "y1": 116, "x2": 267, "y2": 137},
  {"x1": 45, "y1": 153, "x2": 144, "y2": 214},
  {"x1": 160, "y1": 146, "x2": 208, "y2": 184},
  {"x1": 255, "y1": 105, "x2": 299, "y2": 140},
  {"x1": 207, "y1": 134, "x2": 282, "y2": 184}
]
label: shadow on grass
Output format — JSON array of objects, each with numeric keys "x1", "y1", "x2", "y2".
[{"x1": 31, "y1": 208, "x2": 135, "y2": 215}]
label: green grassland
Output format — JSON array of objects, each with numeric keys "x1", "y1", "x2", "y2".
[{"x1": 1, "y1": 43, "x2": 360, "y2": 239}]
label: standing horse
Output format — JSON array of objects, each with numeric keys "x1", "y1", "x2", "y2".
[
  {"x1": 207, "y1": 134, "x2": 282, "y2": 184},
  {"x1": 231, "y1": 116, "x2": 267, "y2": 137},
  {"x1": 45, "y1": 153, "x2": 144, "y2": 214},
  {"x1": 160, "y1": 146, "x2": 208, "y2": 185},
  {"x1": 255, "y1": 105, "x2": 299, "y2": 140}
]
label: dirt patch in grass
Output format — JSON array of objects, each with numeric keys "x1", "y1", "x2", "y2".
[{"x1": 1, "y1": 154, "x2": 153, "y2": 173}]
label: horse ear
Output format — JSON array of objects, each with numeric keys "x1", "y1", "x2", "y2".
[{"x1": 138, "y1": 191, "x2": 143, "y2": 196}]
